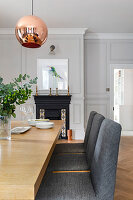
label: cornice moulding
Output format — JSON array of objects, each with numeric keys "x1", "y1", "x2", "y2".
[
  {"x1": 0, "y1": 28, "x2": 88, "y2": 35},
  {"x1": 1, "y1": 29, "x2": 133, "y2": 39},
  {"x1": 85, "y1": 33, "x2": 133, "y2": 40},
  {"x1": 48, "y1": 28, "x2": 88, "y2": 35}
]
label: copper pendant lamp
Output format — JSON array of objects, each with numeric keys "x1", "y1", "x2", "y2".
[{"x1": 15, "y1": 0, "x2": 48, "y2": 48}]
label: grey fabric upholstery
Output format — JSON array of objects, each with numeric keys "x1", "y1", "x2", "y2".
[
  {"x1": 36, "y1": 172, "x2": 96, "y2": 200},
  {"x1": 54, "y1": 143, "x2": 85, "y2": 153},
  {"x1": 53, "y1": 111, "x2": 97, "y2": 154},
  {"x1": 91, "y1": 119, "x2": 122, "y2": 200},
  {"x1": 47, "y1": 153, "x2": 88, "y2": 171},
  {"x1": 86, "y1": 113, "x2": 105, "y2": 169},
  {"x1": 36, "y1": 118, "x2": 121, "y2": 200},
  {"x1": 84, "y1": 111, "x2": 97, "y2": 150},
  {"x1": 47, "y1": 113, "x2": 103, "y2": 172}
]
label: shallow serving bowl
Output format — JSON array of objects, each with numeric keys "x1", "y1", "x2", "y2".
[
  {"x1": 36, "y1": 122, "x2": 54, "y2": 129},
  {"x1": 28, "y1": 119, "x2": 49, "y2": 126}
]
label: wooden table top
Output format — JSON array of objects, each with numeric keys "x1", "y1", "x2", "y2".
[{"x1": 0, "y1": 120, "x2": 64, "y2": 200}]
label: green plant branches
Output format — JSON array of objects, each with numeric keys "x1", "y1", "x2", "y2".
[{"x1": 0, "y1": 74, "x2": 37, "y2": 118}]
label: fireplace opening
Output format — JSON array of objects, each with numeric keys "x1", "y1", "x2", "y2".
[
  {"x1": 34, "y1": 95, "x2": 71, "y2": 139},
  {"x1": 45, "y1": 109, "x2": 61, "y2": 120}
]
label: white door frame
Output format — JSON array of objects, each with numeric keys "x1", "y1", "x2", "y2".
[{"x1": 110, "y1": 64, "x2": 133, "y2": 120}]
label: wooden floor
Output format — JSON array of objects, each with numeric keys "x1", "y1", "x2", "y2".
[
  {"x1": 58, "y1": 136, "x2": 133, "y2": 200},
  {"x1": 114, "y1": 136, "x2": 133, "y2": 200}
]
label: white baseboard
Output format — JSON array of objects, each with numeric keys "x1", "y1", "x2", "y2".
[{"x1": 122, "y1": 131, "x2": 133, "y2": 136}]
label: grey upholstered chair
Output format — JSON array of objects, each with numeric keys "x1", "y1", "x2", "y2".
[
  {"x1": 53, "y1": 111, "x2": 97, "y2": 154},
  {"x1": 47, "y1": 113, "x2": 105, "y2": 171},
  {"x1": 36, "y1": 119, "x2": 121, "y2": 200}
]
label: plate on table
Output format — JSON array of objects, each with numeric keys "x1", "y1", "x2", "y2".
[
  {"x1": 28, "y1": 119, "x2": 50, "y2": 126},
  {"x1": 36, "y1": 122, "x2": 54, "y2": 129},
  {"x1": 11, "y1": 126, "x2": 31, "y2": 134}
]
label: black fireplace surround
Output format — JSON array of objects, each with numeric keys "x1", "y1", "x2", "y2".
[{"x1": 34, "y1": 95, "x2": 72, "y2": 139}]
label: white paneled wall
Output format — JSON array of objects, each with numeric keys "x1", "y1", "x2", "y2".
[
  {"x1": 84, "y1": 40, "x2": 109, "y2": 128},
  {"x1": 1, "y1": 30, "x2": 133, "y2": 138},
  {"x1": 24, "y1": 34, "x2": 85, "y2": 139},
  {"x1": 0, "y1": 30, "x2": 85, "y2": 139},
  {"x1": 84, "y1": 36, "x2": 133, "y2": 131},
  {"x1": 85, "y1": 41, "x2": 107, "y2": 96},
  {"x1": 0, "y1": 35, "x2": 22, "y2": 82},
  {"x1": 0, "y1": 35, "x2": 22, "y2": 120},
  {"x1": 110, "y1": 40, "x2": 133, "y2": 63}
]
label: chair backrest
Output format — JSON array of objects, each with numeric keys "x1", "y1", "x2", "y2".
[
  {"x1": 91, "y1": 119, "x2": 122, "y2": 200},
  {"x1": 84, "y1": 111, "x2": 97, "y2": 150},
  {"x1": 86, "y1": 113, "x2": 105, "y2": 168}
]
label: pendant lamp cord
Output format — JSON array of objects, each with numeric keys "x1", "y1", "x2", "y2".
[{"x1": 32, "y1": 0, "x2": 33, "y2": 15}]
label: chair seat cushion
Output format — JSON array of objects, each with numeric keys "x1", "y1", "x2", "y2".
[
  {"x1": 47, "y1": 153, "x2": 88, "y2": 171},
  {"x1": 54, "y1": 143, "x2": 85, "y2": 154},
  {"x1": 36, "y1": 172, "x2": 96, "y2": 200}
]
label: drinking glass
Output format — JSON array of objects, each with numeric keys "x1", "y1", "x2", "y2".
[{"x1": 20, "y1": 104, "x2": 34, "y2": 126}]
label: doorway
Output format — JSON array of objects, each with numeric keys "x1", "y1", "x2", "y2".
[{"x1": 110, "y1": 64, "x2": 133, "y2": 134}]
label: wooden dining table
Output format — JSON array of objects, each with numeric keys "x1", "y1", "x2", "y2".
[{"x1": 0, "y1": 120, "x2": 64, "y2": 200}]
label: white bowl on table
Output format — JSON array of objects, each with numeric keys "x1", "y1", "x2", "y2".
[
  {"x1": 36, "y1": 122, "x2": 54, "y2": 129},
  {"x1": 28, "y1": 119, "x2": 49, "y2": 126}
]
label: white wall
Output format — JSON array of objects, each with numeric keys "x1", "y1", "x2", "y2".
[
  {"x1": 1, "y1": 31, "x2": 133, "y2": 138},
  {"x1": 0, "y1": 30, "x2": 85, "y2": 139},
  {"x1": 85, "y1": 36, "x2": 133, "y2": 134},
  {"x1": 124, "y1": 69, "x2": 133, "y2": 105},
  {"x1": 119, "y1": 69, "x2": 133, "y2": 130},
  {"x1": 25, "y1": 34, "x2": 85, "y2": 139},
  {"x1": 0, "y1": 35, "x2": 22, "y2": 120}
]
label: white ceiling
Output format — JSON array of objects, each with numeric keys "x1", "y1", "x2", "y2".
[{"x1": 1, "y1": 0, "x2": 133, "y2": 33}]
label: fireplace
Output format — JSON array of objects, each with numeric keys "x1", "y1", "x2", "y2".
[{"x1": 34, "y1": 95, "x2": 72, "y2": 139}]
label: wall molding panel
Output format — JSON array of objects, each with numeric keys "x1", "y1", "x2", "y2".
[
  {"x1": 85, "y1": 94, "x2": 109, "y2": 100},
  {"x1": 85, "y1": 102, "x2": 107, "y2": 123},
  {"x1": 0, "y1": 30, "x2": 85, "y2": 139},
  {"x1": 0, "y1": 34, "x2": 22, "y2": 121},
  {"x1": 1, "y1": 29, "x2": 133, "y2": 138},
  {"x1": 72, "y1": 104, "x2": 81, "y2": 124},
  {"x1": 110, "y1": 40, "x2": 133, "y2": 62},
  {"x1": 85, "y1": 37, "x2": 133, "y2": 139},
  {"x1": 85, "y1": 38, "x2": 112, "y2": 124}
]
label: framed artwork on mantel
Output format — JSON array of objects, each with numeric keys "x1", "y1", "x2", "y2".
[{"x1": 37, "y1": 59, "x2": 68, "y2": 93}]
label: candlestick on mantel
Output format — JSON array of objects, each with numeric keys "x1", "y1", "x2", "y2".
[
  {"x1": 35, "y1": 85, "x2": 38, "y2": 96},
  {"x1": 67, "y1": 86, "x2": 70, "y2": 96},
  {"x1": 49, "y1": 88, "x2": 52, "y2": 96},
  {"x1": 56, "y1": 88, "x2": 58, "y2": 96}
]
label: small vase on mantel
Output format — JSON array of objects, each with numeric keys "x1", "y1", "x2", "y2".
[{"x1": 0, "y1": 116, "x2": 11, "y2": 140}]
